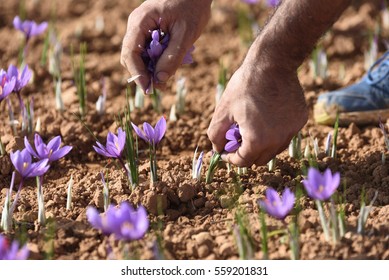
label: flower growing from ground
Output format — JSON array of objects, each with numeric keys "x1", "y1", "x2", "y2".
[
  {"x1": 258, "y1": 188, "x2": 295, "y2": 220},
  {"x1": 13, "y1": 16, "x2": 48, "y2": 41},
  {"x1": 93, "y1": 128, "x2": 126, "y2": 159},
  {"x1": 24, "y1": 134, "x2": 72, "y2": 162},
  {"x1": 192, "y1": 147, "x2": 204, "y2": 180},
  {"x1": 86, "y1": 201, "x2": 149, "y2": 241},
  {"x1": 132, "y1": 117, "x2": 166, "y2": 182},
  {"x1": 10, "y1": 149, "x2": 50, "y2": 179},
  {"x1": 93, "y1": 128, "x2": 132, "y2": 186},
  {"x1": 302, "y1": 167, "x2": 340, "y2": 201},
  {"x1": 0, "y1": 234, "x2": 29, "y2": 260},
  {"x1": 258, "y1": 187, "x2": 299, "y2": 259},
  {"x1": 0, "y1": 70, "x2": 16, "y2": 103},
  {"x1": 302, "y1": 167, "x2": 342, "y2": 243},
  {"x1": 7, "y1": 65, "x2": 32, "y2": 93},
  {"x1": 225, "y1": 123, "x2": 242, "y2": 153}
]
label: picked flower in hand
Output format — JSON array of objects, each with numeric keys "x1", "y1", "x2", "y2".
[
  {"x1": 86, "y1": 201, "x2": 149, "y2": 241},
  {"x1": 258, "y1": 187, "x2": 295, "y2": 220},
  {"x1": 225, "y1": 123, "x2": 242, "y2": 153}
]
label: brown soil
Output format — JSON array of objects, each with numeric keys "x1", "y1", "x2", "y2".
[{"x1": 0, "y1": 0, "x2": 388, "y2": 260}]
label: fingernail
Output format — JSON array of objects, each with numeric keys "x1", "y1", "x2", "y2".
[{"x1": 156, "y1": 71, "x2": 169, "y2": 83}]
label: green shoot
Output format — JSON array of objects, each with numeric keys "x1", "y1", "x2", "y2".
[
  {"x1": 205, "y1": 152, "x2": 221, "y2": 183},
  {"x1": 234, "y1": 209, "x2": 255, "y2": 260},
  {"x1": 43, "y1": 218, "x2": 56, "y2": 260},
  {"x1": 331, "y1": 113, "x2": 339, "y2": 158},
  {"x1": 36, "y1": 176, "x2": 46, "y2": 225},
  {"x1": 66, "y1": 175, "x2": 73, "y2": 210},
  {"x1": 71, "y1": 43, "x2": 87, "y2": 117},
  {"x1": 357, "y1": 189, "x2": 378, "y2": 234},
  {"x1": 259, "y1": 210, "x2": 268, "y2": 259}
]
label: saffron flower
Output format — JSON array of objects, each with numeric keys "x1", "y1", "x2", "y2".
[
  {"x1": 140, "y1": 22, "x2": 194, "y2": 94},
  {"x1": 93, "y1": 128, "x2": 126, "y2": 159},
  {"x1": 24, "y1": 134, "x2": 72, "y2": 162},
  {"x1": 13, "y1": 16, "x2": 48, "y2": 41},
  {"x1": 131, "y1": 116, "x2": 166, "y2": 147},
  {"x1": 258, "y1": 188, "x2": 295, "y2": 220},
  {"x1": 7, "y1": 64, "x2": 32, "y2": 93},
  {"x1": 0, "y1": 235, "x2": 29, "y2": 260},
  {"x1": 0, "y1": 70, "x2": 16, "y2": 103},
  {"x1": 10, "y1": 148, "x2": 50, "y2": 179},
  {"x1": 86, "y1": 201, "x2": 149, "y2": 241},
  {"x1": 225, "y1": 123, "x2": 242, "y2": 153},
  {"x1": 302, "y1": 167, "x2": 340, "y2": 201}
]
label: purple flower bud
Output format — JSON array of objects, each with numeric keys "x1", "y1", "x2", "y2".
[
  {"x1": 258, "y1": 188, "x2": 295, "y2": 220},
  {"x1": 0, "y1": 234, "x2": 29, "y2": 260},
  {"x1": 302, "y1": 167, "x2": 340, "y2": 201},
  {"x1": 86, "y1": 201, "x2": 149, "y2": 241}
]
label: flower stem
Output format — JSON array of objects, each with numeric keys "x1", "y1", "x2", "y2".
[
  {"x1": 315, "y1": 200, "x2": 330, "y2": 241},
  {"x1": 329, "y1": 197, "x2": 340, "y2": 243},
  {"x1": 282, "y1": 220, "x2": 299, "y2": 260},
  {"x1": 10, "y1": 179, "x2": 24, "y2": 215},
  {"x1": 149, "y1": 145, "x2": 158, "y2": 183},
  {"x1": 205, "y1": 152, "x2": 221, "y2": 184}
]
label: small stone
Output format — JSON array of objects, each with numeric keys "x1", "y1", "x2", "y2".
[
  {"x1": 220, "y1": 195, "x2": 233, "y2": 209},
  {"x1": 197, "y1": 244, "x2": 210, "y2": 258},
  {"x1": 192, "y1": 232, "x2": 212, "y2": 246},
  {"x1": 219, "y1": 242, "x2": 234, "y2": 258},
  {"x1": 178, "y1": 183, "x2": 196, "y2": 202}
]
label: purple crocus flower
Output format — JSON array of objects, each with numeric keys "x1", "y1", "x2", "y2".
[
  {"x1": 302, "y1": 167, "x2": 340, "y2": 201},
  {"x1": 10, "y1": 148, "x2": 50, "y2": 179},
  {"x1": 141, "y1": 22, "x2": 194, "y2": 93},
  {"x1": 0, "y1": 70, "x2": 16, "y2": 103},
  {"x1": 24, "y1": 134, "x2": 72, "y2": 162},
  {"x1": 7, "y1": 64, "x2": 32, "y2": 93},
  {"x1": 86, "y1": 201, "x2": 149, "y2": 240},
  {"x1": 225, "y1": 123, "x2": 242, "y2": 153},
  {"x1": 13, "y1": 16, "x2": 48, "y2": 40},
  {"x1": 93, "y1": 128, "x2": 126, "y2": 159},
  {"x1": 0, "y1": 235, "x2": 29, "y2": 260},
  {"x1": 131, "y1": 116, "x2": 166, "y2": 147},
  {"x1": 258, "y1": 188, "x2": 295, "y2": 220}
]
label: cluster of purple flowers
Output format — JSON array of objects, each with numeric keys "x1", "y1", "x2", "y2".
[
  {"x1": 87, "y1": 201, "x2": 149, "y2": 241},
  {"x1": 0, "y1": 234, "x2": 29, "y2": 260},
  {"x1": 259, "y1": 167, "x2": 340, "y2": 220}
]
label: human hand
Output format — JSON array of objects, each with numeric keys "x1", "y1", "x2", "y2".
[
  {"x1": 121, "y1": 0, "x2": 212, "y2": 92},
  {"x1": 207, "y1": 61, "x2": 308, "y2": 167}
]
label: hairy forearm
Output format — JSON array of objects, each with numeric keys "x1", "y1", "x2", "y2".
[{"x1": 246, "y1": 0, "x2": 351, "y2": 70}]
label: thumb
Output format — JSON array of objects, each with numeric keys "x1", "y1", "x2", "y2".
[{"x1": 155, "y1": 23, "x2": 193, "y2": 84}]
